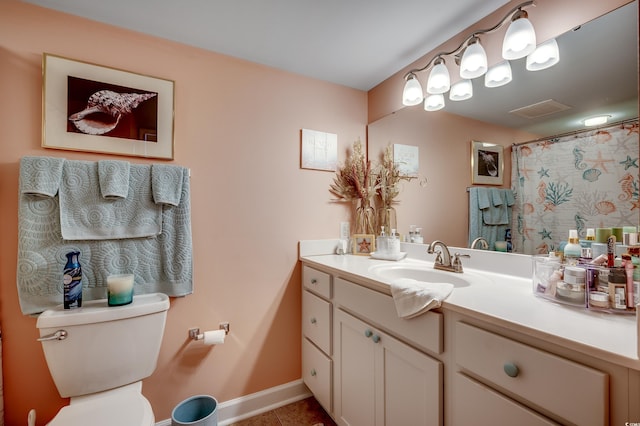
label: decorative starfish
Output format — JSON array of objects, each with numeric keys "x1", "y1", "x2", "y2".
[
  {"x1": 584, "y1": 151, "x2": 615, "y2": 173},
  {"x1": 358, "y1": 238, "x2": 371, "y2": 253},
  {"x1": 538, "y1": 228, "x2": 552, "y2": 240},
  {"x1": 619, "y1": 155, "x2": 638, "y2": 170},
  {"x1": 537, "y1": 167, "x2": 549, "y2": 178}
]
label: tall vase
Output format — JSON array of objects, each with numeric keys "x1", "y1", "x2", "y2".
[
  {"x1": 377, "y1": 205, "x2": 397, "y2": 235},
  {"x1": 354, "y1": 198, "x2": 376, "y2": 235}
]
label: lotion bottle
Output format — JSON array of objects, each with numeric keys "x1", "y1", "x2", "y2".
[
  {"x1": 563, "y1": 229, "x2": 581, "y2": 266},
  {"x1": 376, "y1": 226, "x2": 388, "y2": 255}
]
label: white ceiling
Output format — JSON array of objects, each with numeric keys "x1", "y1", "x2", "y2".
[
  {"x1": 20, "y1": 0, "x2": 639, "y2": 137},
  {"x1": 22, "y1": 0, "x2": 510, "y2": 91}
]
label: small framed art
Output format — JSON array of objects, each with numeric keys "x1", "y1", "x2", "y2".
[
  {"x1": 471, "y1": 141, "x2": 504, "y2": 185},
  {"x1": 352, "y1": 234, "x2": 375, "y2": 255}
]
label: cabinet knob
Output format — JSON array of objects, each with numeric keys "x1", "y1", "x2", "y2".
[
  {"x1": 310, "y1": 317, "x2": 317, "y2": 324},
  {"x1": 372, "y1": 334, "x2": 381, "y2": 343},
  {"x1": 364, "y1": 329, "x2": 373, "y2": 338},
  {"x1": 310, "y1": 278, "x2": 318, "y2": 284},
  {"x1": 504, "y1": 362, "x2": 519, "y2": 378},
  {"x1": 310, "y1": 369, "x2": 317, "y2": 377}
]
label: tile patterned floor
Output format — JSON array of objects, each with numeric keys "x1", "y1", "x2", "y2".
[{"x1": 229, "y1": 396, "x2": 336, "y2": 426}]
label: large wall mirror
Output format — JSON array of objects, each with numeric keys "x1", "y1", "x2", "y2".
[{"x1": 368, "y1": 1, "x2": 639, "y2": 254}]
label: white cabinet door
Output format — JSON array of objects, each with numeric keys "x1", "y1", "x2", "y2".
[
  {"x1": 334, "y1": 309, "x2": 442, "y2": 426},
  {"x1": 334, "y1": 309, "x2": 376, "y2": 426}
]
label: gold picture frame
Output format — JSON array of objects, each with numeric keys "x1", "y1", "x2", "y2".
[
  {"x1": 471, "y1": 140, "x2": 504, "y2": 185},
  {"x1": 42, "y1": 53, "x2": 175, "y2": 160},
  {"x1": 352, "y1": 234, "x2": 375, "y2": 255}
]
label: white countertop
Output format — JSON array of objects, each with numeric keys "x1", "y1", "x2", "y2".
[{"x1": 299, "y1": 240, "x2": 640, "y2": 370}]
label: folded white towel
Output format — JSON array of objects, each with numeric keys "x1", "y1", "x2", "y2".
[
  {"x1": 20, "y1": 156, "x2": 64, "y2": 197},
  {"x1": 151, "y1": 164, "x2": 184, "y2": 206},
  {"x1": 98, "y1": 160, "x2": 130, "y2": 199},
  {"x1": 390, "y1": 278, "x2": 453, "y2": 319}
]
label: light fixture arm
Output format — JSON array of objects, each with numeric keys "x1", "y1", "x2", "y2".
[{"x1": 403, "y1": 0, "x2": 535, "y2": 80}]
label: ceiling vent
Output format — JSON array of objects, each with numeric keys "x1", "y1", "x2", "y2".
[{"x1": 509, "y1": 99, "x2": 572, "y2": 119}]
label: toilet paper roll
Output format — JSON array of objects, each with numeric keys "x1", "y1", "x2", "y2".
[{"x1": 203, "y1": 329, "x2": 226, "y2": 345}]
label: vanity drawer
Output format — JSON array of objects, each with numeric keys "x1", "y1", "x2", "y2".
[
  {"x1": 303, "y1": 337, "x2": 332, "y2": 414},
  {"x1": 303, "y1": 265, "x2": 331, "y2": 299},
  {"x1": 334, "y1": 277, "x2": 442, "y2": 355},
  {"x1": 302, "y1": 290, "x2": 331, "y2": 354},
  {"x1": 455, "y1": 322, "x2": 608, "y2": 426},
  {"x1": 452, "y1": 373, "x2": 558, "y2": 425}
]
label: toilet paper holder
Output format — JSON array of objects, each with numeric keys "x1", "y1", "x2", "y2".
[{"x1": 189, "y1": 322, "x2": 230, "y2": 341}]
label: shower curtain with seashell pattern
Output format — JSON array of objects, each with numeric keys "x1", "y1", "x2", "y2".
[{"x1": 511, "y1": 120, "x2": 639, "y2": 255}]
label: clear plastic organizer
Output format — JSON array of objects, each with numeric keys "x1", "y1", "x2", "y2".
[{"x1": 533, "y1": 255, "x2": 637, "y2": 314}]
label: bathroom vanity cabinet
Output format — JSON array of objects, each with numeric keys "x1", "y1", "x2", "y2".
[{"x1": 301, "y1": 258, "x2": 640, "y2": 426}]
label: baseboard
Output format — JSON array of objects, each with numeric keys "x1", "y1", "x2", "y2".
[{"x1": 156, "y1": 379, "x2": 311, "y2": 426}]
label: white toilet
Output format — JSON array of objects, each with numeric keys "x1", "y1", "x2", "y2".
[{"x1": 36, "y1": 292, "x2": 170, "y2": 425}]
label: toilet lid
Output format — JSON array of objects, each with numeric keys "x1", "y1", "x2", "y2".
[{"x1": 49, "y1": 390, "x2": 154, "y2": 426}]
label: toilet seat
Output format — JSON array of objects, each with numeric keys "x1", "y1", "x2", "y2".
[{"x1": 48, "y1": 387, "x2": 154, "y2": 426}]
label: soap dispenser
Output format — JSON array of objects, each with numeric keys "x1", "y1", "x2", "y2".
[{"x1": 376, "y1": 226, "x2": 388, "y2": 254}]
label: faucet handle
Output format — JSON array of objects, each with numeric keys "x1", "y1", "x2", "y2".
[{"x1": 452, "y1": 252, "x2": 470, "y2": 272}]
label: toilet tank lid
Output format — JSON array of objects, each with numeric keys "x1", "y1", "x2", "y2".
[{"x1": 36, "y1": 293, "x2": 169, "y2": 329}]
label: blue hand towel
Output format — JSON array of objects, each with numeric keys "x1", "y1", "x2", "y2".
[
  {"x1": 98, "y1": 160, "x2": 130, "y2": 199},
  {"x1": 151, "y1": 164, "x2": 184, "y2": 206},
  {"x1": 59, "y1": 160, "x2": 162, "y2": 240},
  {"x1": 20, "y1": 156, "x2": 64, "y2": 197}
]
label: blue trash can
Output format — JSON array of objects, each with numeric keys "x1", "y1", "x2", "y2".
[{"x1": 171, "y1": 395, "x2": 218, "y2": 426}]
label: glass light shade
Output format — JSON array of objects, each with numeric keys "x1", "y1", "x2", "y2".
[
  {"x1": 424, "y1": 94, "x2": 445, "y2": 111},
  {"x1": 402, "y1": 75, "x2": 424, "y2": 106},
  {"x1": 449, "y1": 80, "x2": 473, "y2": 101},
  {"x1": 526, "y1": 38, "x2": 560, "y2": 71},
  {"x1": 485, "y1": 61, "x2": 512, "y2": 87},
  {"x1": 460, "y1": 40, "x2": 487, "y2": 79},
  {"x1": 426, "y1": 60, "x2": 450, "y2": 94},
  {"x1": 502, "y1": 15, "x2": 536, "y2": 60}
]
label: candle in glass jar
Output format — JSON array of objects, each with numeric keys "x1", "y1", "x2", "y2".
[{"x1": 107, "y1": 274, "x2": 134, "y2": 306}]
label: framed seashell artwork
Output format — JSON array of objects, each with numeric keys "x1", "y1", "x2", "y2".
[
  {"x1": 42, "y1": 53, "x2": 174, "y2": 160},
  {"x1": 470, "y1": 140, "x2": 504, "y2": 185}
]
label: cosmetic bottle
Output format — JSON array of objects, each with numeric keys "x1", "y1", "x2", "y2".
[
  {"x1": 563, "y1": 229, "x2": 581, "y2": 266},
  {"x1": 413, "y1": 228, "x2": 424, "y2": 244},
  {"x1": 63, "y1": 251, "x2": 83, "y2": 309}
]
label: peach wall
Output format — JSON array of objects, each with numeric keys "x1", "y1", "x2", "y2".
[
  {"x1": 368, "y1": 0, "x2": 632, "y2": 122},
  {"x1": 0, "y1": 1, "x2": 366, "y2": 424},
  {"x1": 368, "y1": 107, "x2": 535, "y2": 247}
]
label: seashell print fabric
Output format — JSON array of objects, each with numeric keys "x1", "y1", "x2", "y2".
[{"x1": 511, "y1": 120, "x2": 639, "y2": 255}]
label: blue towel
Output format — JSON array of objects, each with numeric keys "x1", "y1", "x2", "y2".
[
  {"x1": 468, "y1": 187, "x2": 513, "y2": 250},
  {"x1": 151, "y1": 164, "x2": 184, "y2": 206},
  {"x1": 98, "y1": 160, "x2": 130, "y2": 199},
  {"x1": 482, "y1": 188, "x2": 514, "y2": 225},
  {"x1": 20, "y1": 156, "x2": 64, "y2": 197},
  {"x1": 59, "y1": 161, "x2": 162, "y2": 240},
  {"x1": 17, "y1": 158, "x2": 193, "y2": 315}
]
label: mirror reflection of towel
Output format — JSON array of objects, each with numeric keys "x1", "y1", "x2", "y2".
[{"x1": 481, "y1": 188, "x2": 514, "y2": 225}]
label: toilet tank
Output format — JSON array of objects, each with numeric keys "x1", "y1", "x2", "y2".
[{"x1": 36, "y1": 293, "x2": 170, "y2": 398}]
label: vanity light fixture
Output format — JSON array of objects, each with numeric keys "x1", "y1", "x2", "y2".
[
  {"x1": 526, "y1": 38, "x2": 559, "y2": 71},
  {"x1": 424, "y1": 94, "x2": 445, "y2": 111},
  {"x1": 459, "y1": 37, "x2": 488, "y2": 79},
  {"x1": 502, "y1": 9, "x2": 537, "y2": 60},
  {"x1": 583, "y1": 115, "x2": 611, "y2": 127},
  {"x1": 426, "y1": 57, "x2": 451, "y2": 94},
  {"x1": 402, "y1": 73, "x2": 424, "y2": 106},
  {"x1": 449, "y1": 79, "x2": 473, "y2": 101},
  {"x1": 401, "y1": 1, "x2": 546, "y2": 111},
  {"x1": 485, "y1": 61, "x2": 512, "y2": 87}
]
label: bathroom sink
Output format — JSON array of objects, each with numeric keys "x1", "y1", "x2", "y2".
[{"x1": 368, "y1": 263, "x2": 472, "y2": 287}]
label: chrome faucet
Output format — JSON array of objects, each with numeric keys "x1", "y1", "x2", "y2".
[
  {"x1": 427, "y1": 240, "x2": 469, "y2": 273},
  {"x1": 470, "y1": 237, "x2": 489, "y2": 250}
]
